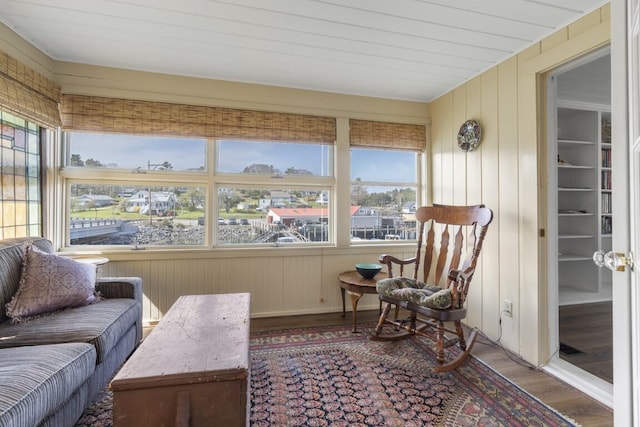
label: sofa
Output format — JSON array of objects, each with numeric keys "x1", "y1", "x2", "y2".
[{"x1": 0, "y1": 237, "x2": 143, "y2": 427}]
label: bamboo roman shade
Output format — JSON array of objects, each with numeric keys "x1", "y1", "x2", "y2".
[
  {"x1": 0, "y1": 50, "x2": 61, "y2": 128},
  {"x1": 60, "y1": 95, "x2": 336, "y2": 144},
  {"x1": 349, "y1": 119, "x2": 426, "y2": 151}
]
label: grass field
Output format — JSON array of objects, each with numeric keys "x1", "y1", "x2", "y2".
[{"x1": 71, "y1": 207, "x2": 265, "y2": 221}]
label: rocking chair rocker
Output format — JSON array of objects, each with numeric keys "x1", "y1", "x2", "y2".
[{"x1": 371, "y1": 204, "x2": 493, "y2": 372}]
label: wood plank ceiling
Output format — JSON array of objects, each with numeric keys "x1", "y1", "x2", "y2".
[{"x1": 0, "y1": 0, "x2": 608, "y2": 102}]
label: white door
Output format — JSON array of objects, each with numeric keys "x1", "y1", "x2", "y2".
[{"x1": 610, "y1": 0, "x2": 639, "y2": 424}]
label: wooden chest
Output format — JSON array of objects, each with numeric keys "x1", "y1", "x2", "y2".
[{"x1": 110, "y1": 293, "x2": 250, "y2": 426}]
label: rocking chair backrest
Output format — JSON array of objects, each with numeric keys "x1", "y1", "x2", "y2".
[{"x1": 413, "y1": 204, "x2": 493, "y2": 308}]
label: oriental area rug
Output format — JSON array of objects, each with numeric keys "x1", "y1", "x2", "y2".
[{"x1": 76, "y1": 324, "x2": 579, "y2": 427}]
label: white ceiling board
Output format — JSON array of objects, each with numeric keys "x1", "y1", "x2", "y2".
[
  {"x1": 423, "y1": 0, "x2": 597, "y2": 24},
  {"x1": 0, "y1": 0, "x2": 609, "y2": 101},
  {"x1": 557, "y1": 53, "x2": 611, "y2": 106}
]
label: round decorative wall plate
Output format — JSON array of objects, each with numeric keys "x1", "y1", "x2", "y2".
[{"x1": 457, "y1": 120, "x2": 481, "y2": 152}]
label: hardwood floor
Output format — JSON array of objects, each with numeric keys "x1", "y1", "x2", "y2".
[
  {"x1": 251, "y1": 309, "x2": 614, "y2": 427},
  {"x1": 559, "y1": 301, "x2": 613, "y2": 383}
]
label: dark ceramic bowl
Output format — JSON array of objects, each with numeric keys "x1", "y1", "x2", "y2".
[{"x1": 355, "y1": 263, "x2": 382, "y2": 279}]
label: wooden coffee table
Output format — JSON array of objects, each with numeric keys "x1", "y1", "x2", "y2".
[
  {"x1": 338, "y1": 270, "x2": 388, "y2": 333},
  {"x1": 110, "y1": 293, "x2": 250, "y2": 426}
]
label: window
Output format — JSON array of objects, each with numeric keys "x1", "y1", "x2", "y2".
[
  {"x1": 0, "y1": 110, "x2": 42, "y2": 239},
  {"x1": 215, "y1": 140, "x2": 333, "y2": 245},
  {"x1": 68, "y1": 183, "x2": 205, "y2": 246},
  {"x1": 348, "y1": 119, "x2": 425, "y2": 243},
  {"x1": 62, "y1": 133, "x2": 207, "y2": 247},
  {"x1": 61, "y1": 133, "x2": 334, "y2": 247},
  {"x1": 215, "y1": 187, "x2": 330, "y2": 245},
  {"x1": 350, "y1": 148, "x2": 419, "y2": 242}
]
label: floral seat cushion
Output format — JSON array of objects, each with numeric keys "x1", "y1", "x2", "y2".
[{"x1": 376, "y1": 277, "x2": 452, "y2": 310}]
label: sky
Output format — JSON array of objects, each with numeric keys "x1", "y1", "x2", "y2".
[
  {"x1": 69, "y1": 133, "x2": 205, "y2": 170},
  {"x1": 69, "y1": 133, "x2": 416, "y2": 182}
]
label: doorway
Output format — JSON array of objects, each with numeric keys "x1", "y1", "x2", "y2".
[{"x1": 545, "y1": 47, "x2": 613, "y2": 405}]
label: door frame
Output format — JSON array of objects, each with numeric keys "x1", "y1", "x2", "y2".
[{"x1": 542, "y1": 47, "x2": 614, "y2": 408}]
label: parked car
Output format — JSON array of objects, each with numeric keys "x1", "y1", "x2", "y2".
[
  {"x1": 299, "y1": 223, "x2": 326, "y2": 234},
  {"x1": 227, "y1": 218, "x2": 237, "y2": 225},
  {"x1": 197, "y1": 217, "x2": 205, "y2": 225},
  {"x1": 240, "y1": 218, "x2": 250, "y2": 225},
  {"x1": 276, "y1": 236, "x2": 296, "y2": 243},
  {"x1": 218, "y1": 218, "x2": 225, "y2": 225}
]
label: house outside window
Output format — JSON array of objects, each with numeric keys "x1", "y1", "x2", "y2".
[{"x1": 0, "y1": 110, "x2": 42, "y2": 239}]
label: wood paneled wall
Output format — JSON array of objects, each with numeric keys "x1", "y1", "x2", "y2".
[
  {"x1": 100, "y1": 247, "x2": 416, "y2": 322},
  {"x1": 429, "y1": 5, "x2": 610, "y2": 365}
]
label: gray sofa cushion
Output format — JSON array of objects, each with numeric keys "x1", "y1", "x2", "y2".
[
  {"x1": 0, "y1": 343, "x2": 96, "y2": 427},
  {"x1": 0, "y1": 298, "x2": 140, "y2": 364}
]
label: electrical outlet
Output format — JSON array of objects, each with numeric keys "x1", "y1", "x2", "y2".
[{"x1": 503, "y1": 300, "x2": 513, "y2": 317}]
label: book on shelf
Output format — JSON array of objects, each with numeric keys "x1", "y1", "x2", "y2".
[
  {"x1": 601, "y1": 169, "x2": 612, "y2": 190},
  {"x1": 602, "y1": 192, "x2": 612, "y2": 214},
  {"x1": 602, "y1": 118, "x2": 612, "y2": 144},
  {"x1": 601, "y1": 148, "x2": 611, "y2": 168}
]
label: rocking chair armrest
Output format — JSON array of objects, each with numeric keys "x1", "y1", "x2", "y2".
[
  {"x1": 448, "y1": 268, "x2": 474, "y2": 283},
  {"x1": 379, "y1": 254, "x2": 417, "y2": 266},
  {"x1": 448, "y1": 268, "x2": 475, "y2": 307},
  {"x1": 379, "y1": 254, "x2": 417, "y2": 277}
]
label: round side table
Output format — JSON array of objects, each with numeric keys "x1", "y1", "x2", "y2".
[
  {"x1": 338, "y1": 270, "x2": 388, "y2": 333},
  {"x1": 67, "y1": 256, "x2": 109, "y2": 265},
  {"x1": 62, "y1": 255, "x2": 109, "y2": 276}
]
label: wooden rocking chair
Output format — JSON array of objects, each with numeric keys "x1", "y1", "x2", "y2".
[{"x1": 371, "y1": 204, "x2": 493, "y2": 372}]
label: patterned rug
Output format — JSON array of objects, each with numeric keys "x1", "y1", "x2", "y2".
[{"x1": 76, "y1": 323, "x2": 578, "y2": 426}]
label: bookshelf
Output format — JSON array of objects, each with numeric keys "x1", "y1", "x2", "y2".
[{"x1": 554, "y1": 104, "x2": 612, "y2": 305}]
